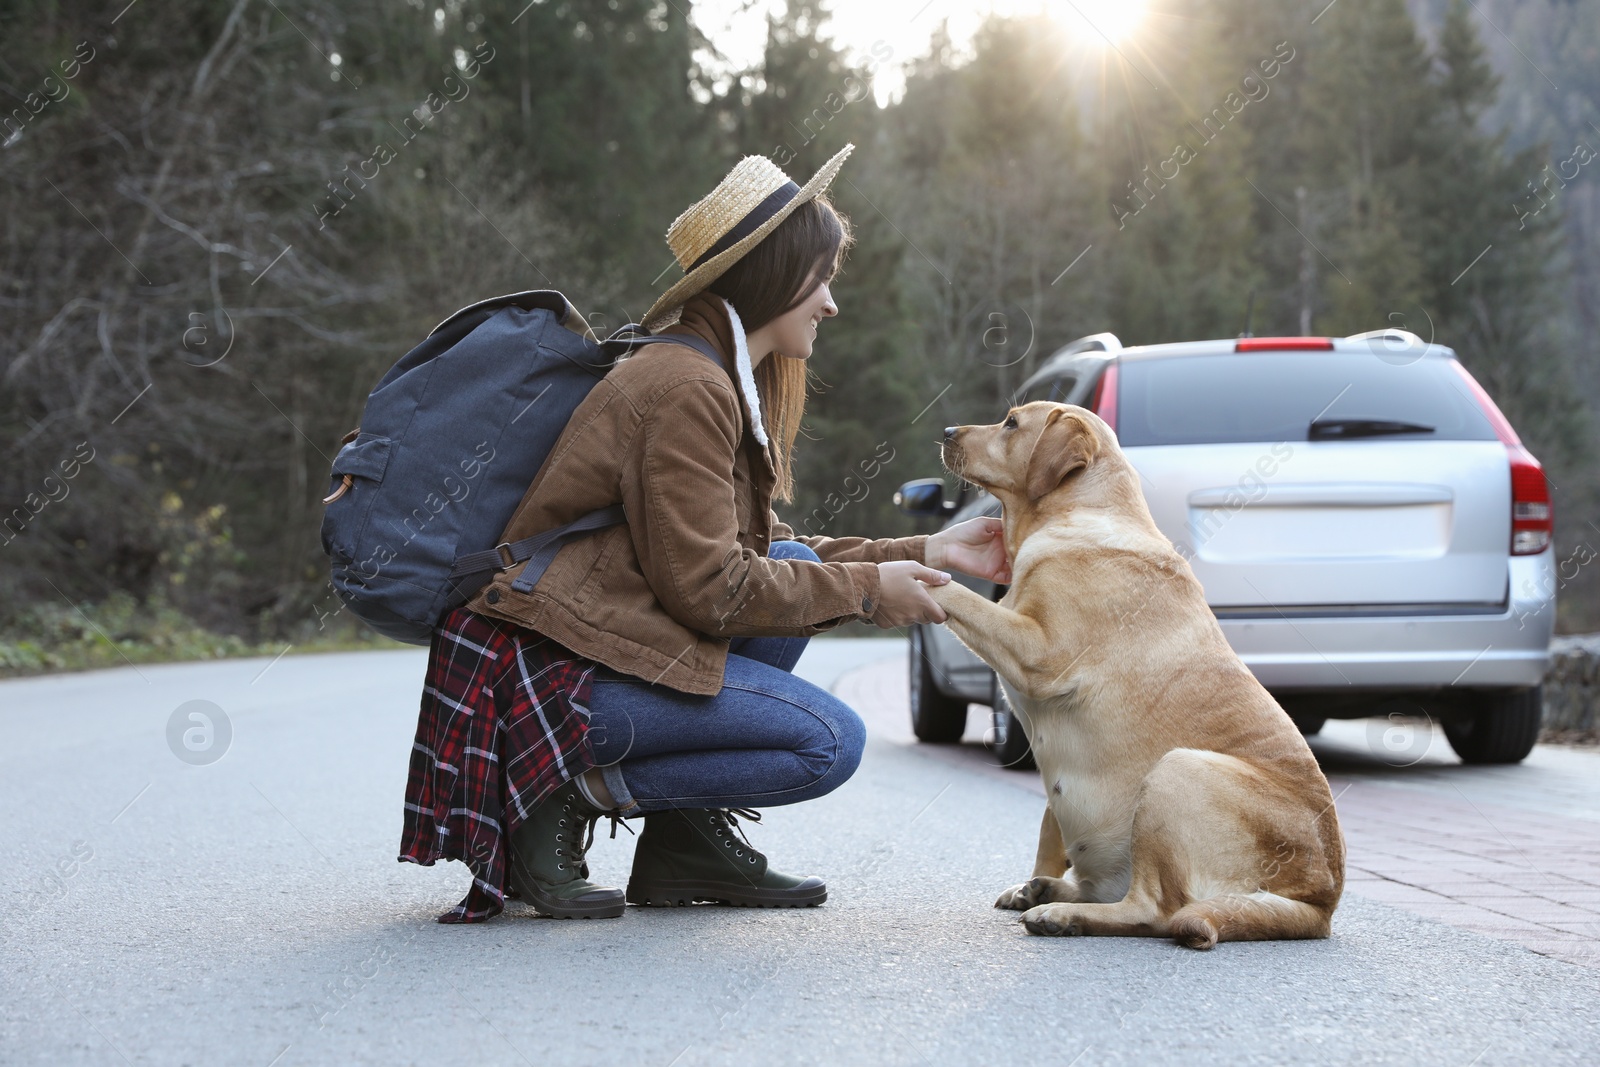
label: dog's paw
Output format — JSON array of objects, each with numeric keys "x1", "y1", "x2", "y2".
[
  {"x1": 1021, "y1": 903, "x2": 1083, "y2": 937},
  {"x1": 994, "y1": 876, "x2": 1065, "y2": 911},
  {"x1": 994, "y1": 881, "x2": 1037, "y2": 910}
]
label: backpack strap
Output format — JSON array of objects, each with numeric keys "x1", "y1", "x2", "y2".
[
  {"x1": 637, "y1": 331, "x2": 724, "y2": 366},
  {"x1": 449, "y1": 503, "x2": 626, "y2": 589},
  {"x1": 601, "y1": 326, "x2": 725, "y2": 367}
]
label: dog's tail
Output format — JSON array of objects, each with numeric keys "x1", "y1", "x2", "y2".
[{"x1": 1168, "y1": 893, "x2": 1332, "y2": 950}]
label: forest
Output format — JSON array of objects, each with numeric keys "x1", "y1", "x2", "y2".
[{"x1": 2, "y1": 0, "x2": 1596, "y2": 671}]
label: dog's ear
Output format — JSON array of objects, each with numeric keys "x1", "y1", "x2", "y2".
[{"x1": 1024, "y1": 408, "x2": 1100, "y2": 501}]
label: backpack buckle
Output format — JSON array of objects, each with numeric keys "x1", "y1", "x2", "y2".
[
  {"x1": 322, "y1": 474, "x2": 353, "y2": 505},
  {"x1": 495, "y1": 542, "x2": 517, "y2": 569}
]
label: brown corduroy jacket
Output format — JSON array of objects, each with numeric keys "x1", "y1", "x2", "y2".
[{"x1": 466, "y1": 292, "x2": 927, "y2": 695}]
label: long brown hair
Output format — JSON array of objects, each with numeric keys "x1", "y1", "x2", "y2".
[{"x1": 708, "y1": 195, "x2": 853, "y2": 502}]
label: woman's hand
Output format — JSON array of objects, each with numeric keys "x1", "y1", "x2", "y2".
[
  {"x1": 927, "y1": 517, "x2": 1012, "y2": 585},
  {"x1": 871, "y1": 561, "x2": 951, "y2": 628}
]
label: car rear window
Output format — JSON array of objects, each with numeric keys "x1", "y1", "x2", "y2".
[
  {"x1": 1114, "y1": 351, "x2": 1500, "y2": 446},
  {"x1": 1018, "y1": 375, "x2": 1076, "y2": 405}
]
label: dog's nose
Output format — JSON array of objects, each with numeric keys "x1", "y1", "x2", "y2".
[{"x1": 943, "y1": 426, "x2": 958, "y2": 441}]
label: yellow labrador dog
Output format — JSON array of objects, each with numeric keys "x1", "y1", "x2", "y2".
[{"x1": 929, "y1": 402, "x2": 1344, "y2": 949}]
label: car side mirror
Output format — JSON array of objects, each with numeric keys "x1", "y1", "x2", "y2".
[{"x1": 895, "y1": 478, "x2": 958, "y2": 519}]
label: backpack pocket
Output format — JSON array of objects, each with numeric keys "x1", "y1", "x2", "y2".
[{"x1": 320, "y1": 433, "x2": 393, "y2": 563}]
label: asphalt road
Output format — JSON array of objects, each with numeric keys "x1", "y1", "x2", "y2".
[{"x1": 3, "y1": 640, "x2": 1597, "y2": 1066}]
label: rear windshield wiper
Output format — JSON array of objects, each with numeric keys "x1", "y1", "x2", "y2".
[{"x1": 1308, "y1": 418, "x2": 1435, "y2": 440}]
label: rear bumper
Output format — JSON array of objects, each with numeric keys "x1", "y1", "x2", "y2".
[{"x1": 1219, "y1": 553, "x2": 1555, "y2": 691}]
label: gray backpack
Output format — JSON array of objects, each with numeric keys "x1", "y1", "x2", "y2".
[{"x1": 319, "y1": 290, "x2": 719, "y2": 645}]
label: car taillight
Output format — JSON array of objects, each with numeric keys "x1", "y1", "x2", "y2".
[
  {"x1": 1234, "y1": 337, "x2": 1334, "y2": 351},
  {"x1": 1449, "y1": 361, "x2": 1553, "y2": 555},
  {"x1": 1510, "y1": 447, "x2": 1552, "y2": 554},
  {"x1": 1089, "y1": 362, "x2": 1118, "y2": 431}
]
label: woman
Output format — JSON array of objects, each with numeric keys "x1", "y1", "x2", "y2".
[{"x1": 400, "y1": 144, "x2": 1012, "y2": 922}]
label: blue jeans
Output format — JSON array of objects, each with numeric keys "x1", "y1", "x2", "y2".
[{"x1": 583, "y1": 540, "x2": 867, "y2": 817}]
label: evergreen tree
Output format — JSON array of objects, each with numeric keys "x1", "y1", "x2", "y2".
[
  {"x1": 461, "y1": 0, "x2": 722, "y2": 318},
  {"x1": 1436, "y1": 0, "x2": 1499, "y2": 121},
  {"x1": 888, "y1": 13, "x2": 1101, "y2": 426},
  {"x1": 4, "y1": 0, "x2": 1596, "y2": 644},
  {"x1": 1292, "y1": 0, "x2": 1437, "y2": 333},
  {"x1": 1094, "y1": 0, "x2": 1267, "y2": 344},
  {"x1": 732, "y1": 2, "x2": 925, "y2": 542}
]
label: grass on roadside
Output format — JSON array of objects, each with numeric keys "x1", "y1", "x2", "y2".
[{"x1": 0, "y1": 593, "x2": 403, "y2": 678}]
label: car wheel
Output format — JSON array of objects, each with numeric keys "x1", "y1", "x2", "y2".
[
  {"x1": 1441, "y1": 686, "x2": 1543, "y2": 765},
  {"x1": 988, "y1": 674, "x2": 1036, "y2": 771},
  {"x1": 909, "y1": 625, "x2": 968, "y2": 743}
]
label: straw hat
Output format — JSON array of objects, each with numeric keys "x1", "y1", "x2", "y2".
[{"x1": 642, "y1": 144, "x2": 854, "y2": 330}]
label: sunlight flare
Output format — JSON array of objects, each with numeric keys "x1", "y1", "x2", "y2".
[{"x1": 1045, "y1": 0, "x2": 1147, "y2": 44}]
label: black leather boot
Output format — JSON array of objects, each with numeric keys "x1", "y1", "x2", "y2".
[
  {"x1": 506, "y1": 779, "x2": 625, "y2": 918},
  {"x1": 625, "y1": 808, "x2": 827, "y2": 908}
]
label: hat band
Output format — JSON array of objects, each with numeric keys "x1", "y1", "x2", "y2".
[{"x1": 687, "y1": 180, "x2": 801, "y2": 271}]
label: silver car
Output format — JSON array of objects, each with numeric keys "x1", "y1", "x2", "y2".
[{"x1": 898, "y1": 329, "x2": 1557, "y2": 767}]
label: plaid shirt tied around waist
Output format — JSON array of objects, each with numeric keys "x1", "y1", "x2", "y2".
[{"x1": 399, "y1": 606, "x2": 599, "y2": 923}]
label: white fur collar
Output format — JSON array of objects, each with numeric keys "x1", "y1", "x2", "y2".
[{"x1": 720, "y1": 296, "x2": 768, "y2": 447}]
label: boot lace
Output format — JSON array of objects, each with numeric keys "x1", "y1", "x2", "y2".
[
  {"x1": 552, "y1": 792, "x2": 581, "y2": 873},
  {"x1": 554, "y1": 796, "x2": 634, "y2": 872},
  {"x1": 710, "y1": 808, "x2": 764, "y2": 865}
]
